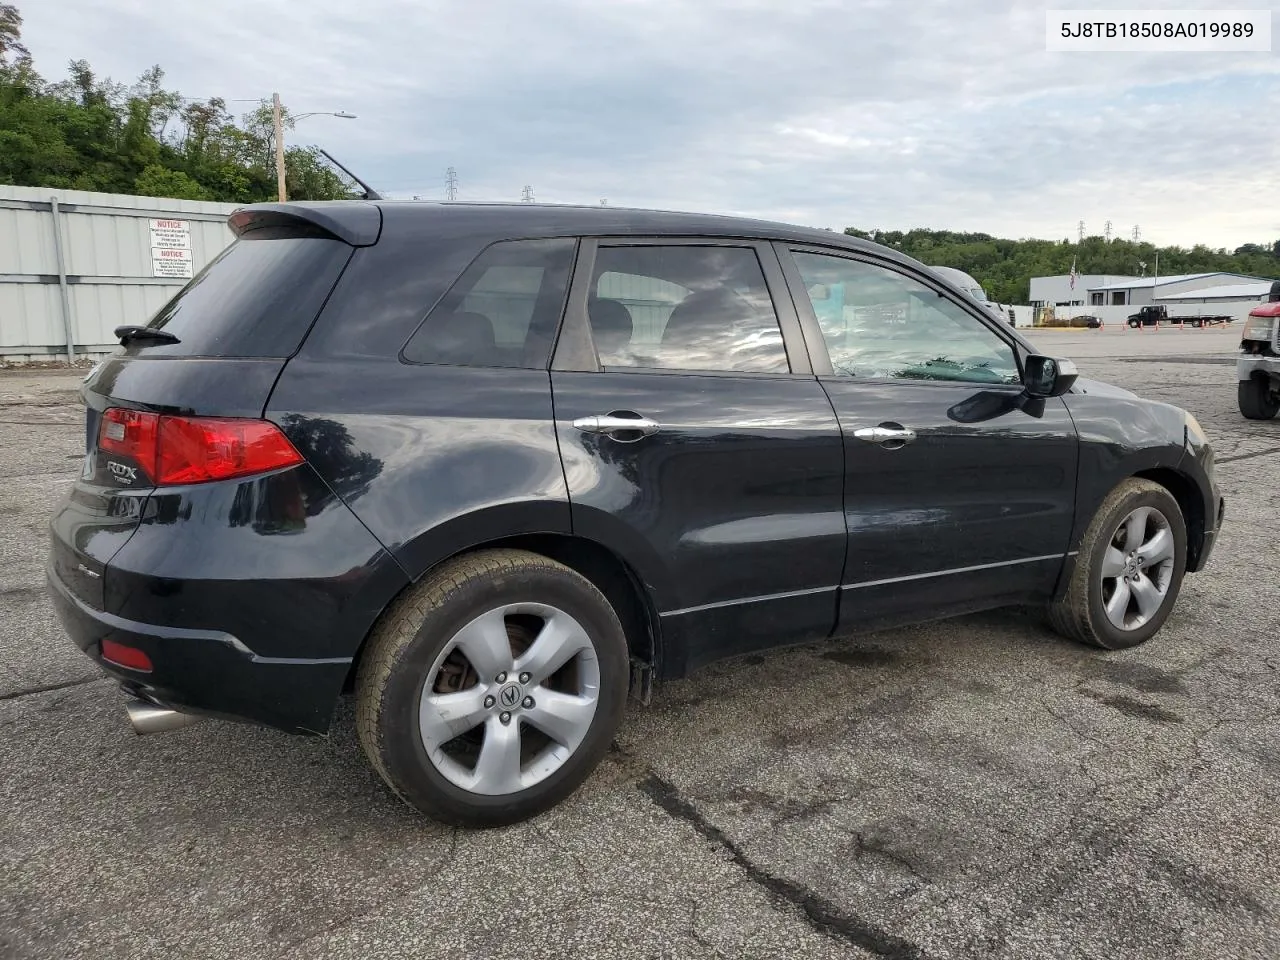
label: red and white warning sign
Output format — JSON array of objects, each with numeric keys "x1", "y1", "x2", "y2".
[{"x1": 149, "y1": 219, "x2": 193, "y2": 278}]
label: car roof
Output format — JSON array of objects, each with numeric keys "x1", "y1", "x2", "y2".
[{"x1": 237, "y1": 199, "x2": 913, "y2": 264}]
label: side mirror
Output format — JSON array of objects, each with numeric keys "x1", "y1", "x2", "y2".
[{"x1": 1023, "y1": 355, "x2": 1078, "y2": 398}]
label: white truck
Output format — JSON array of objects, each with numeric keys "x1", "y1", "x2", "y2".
[{"x1": 1238, "y1": 281, "x2": 1280, "y2": 420}]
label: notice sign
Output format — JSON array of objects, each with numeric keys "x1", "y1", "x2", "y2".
[
  {"x1": 149, "y1": 218, "x2": 193, "y2": 278},
  {"x1": 151, "y1": 246, "x2": 193, "y2": 278}
]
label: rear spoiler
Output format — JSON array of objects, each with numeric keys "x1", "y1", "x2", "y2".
[{"x1": 228, "y1": 202, "x2": 383, "y2": 246}]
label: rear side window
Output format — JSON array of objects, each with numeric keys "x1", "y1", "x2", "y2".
[
  {"x1": 133, "y1": 236, "x2": 353, "y2": 358},
  {"x1": 402, "y1": 238, "x2": 576, "y2": 368},
  {"x1": 587, "y1": 245, "x2": 789, "y2": 373}
]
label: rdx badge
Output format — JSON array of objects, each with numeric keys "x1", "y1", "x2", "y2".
[{"x1": 107, "y1": 460, "x2": 138, "y2": 482}]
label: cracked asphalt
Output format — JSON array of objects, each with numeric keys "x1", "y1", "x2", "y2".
[{"x1": 2, "y1": 325, "x2": 1278, "y2": 960}]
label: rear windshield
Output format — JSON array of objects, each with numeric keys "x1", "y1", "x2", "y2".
[{"x1": 127, "y1": 236, "x2": 353, "y2": 358}]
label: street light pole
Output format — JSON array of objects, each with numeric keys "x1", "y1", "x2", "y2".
[{"x1": 273, "y1": 92, "x2": 287, "y2": 202}]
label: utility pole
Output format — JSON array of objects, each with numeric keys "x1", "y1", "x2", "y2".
[
  {"x1": 445, "y1": 167, "x2": 458, "y2": 201},
  {"x1": 273, "y1": 92, "x2": 287, "y2": 202}
]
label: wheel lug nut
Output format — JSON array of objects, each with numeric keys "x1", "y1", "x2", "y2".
[
  {"x1": 522, "y1": 696, "x2": 534, "y2": 709},
  {"x1": 519, "y1": 672, "x2": 530, "y2": 684},
  {"x1": 484, "y1": 695, "x2": 495, "y2": 709},
  {"x1": 499, "y1": 712, "x2": 511, "y2": 725},
  {"x1": 495, "y1": 672, "x2": 507, "y2": 683}
]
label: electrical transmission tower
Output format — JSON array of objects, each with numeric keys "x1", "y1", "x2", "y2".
[
  {"x1": 1104, "y1": 220, "x2": 1113, "y2": 242},
  {"x1": 521, "y1": 185, "x2": 534, "y2": 203},
  {"x1": 445, "y1": 167, "x2": 458, "y2": 201},
  {"x1": 1077, "y1": 220, "x2": 1085, "y2": 243},
  {"x1": 1131, "y1": 225, "x2": 1141, "y2": 243},
  {"x1": 600, "y1": 198, "x2": 608, "y2": 207}
]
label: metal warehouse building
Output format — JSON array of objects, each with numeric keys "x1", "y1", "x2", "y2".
[{"x1": 1030, "y1": 271, "x2": 1273, "y2": 309}]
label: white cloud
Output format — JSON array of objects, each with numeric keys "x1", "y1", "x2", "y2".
[{"x1": 18, "y1": 0, "x2": 1280, "y2": 247}]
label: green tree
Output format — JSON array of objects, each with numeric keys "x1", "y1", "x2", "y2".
[
  {"x1": 134, "y1": 164, "x2": 209, "y2": 200},
  {"x1": 0, "y1": 3, "x2": 358, "y2": 202},
  {"x1": 0, "y1": 3, "x2": 28, "y2": 66}
]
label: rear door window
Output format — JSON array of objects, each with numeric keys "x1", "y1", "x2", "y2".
[
  {"x1": 587, "y1": 245, "x2": 790, "y2": 373},
  {"x1": 402, "y1": 238, "x2": 576, "y2": 368},
  {"x1": 130, "y1": 235, "x2": 354, "y2": 358}
]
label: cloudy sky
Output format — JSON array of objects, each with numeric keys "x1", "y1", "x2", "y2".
[{"x1": 21, "y1": 0, "x2": 1280, "y2": 248}]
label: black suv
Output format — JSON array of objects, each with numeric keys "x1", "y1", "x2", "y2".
[{"x1": 48, "y1": 202, "x2": 1224, "y2": 825}]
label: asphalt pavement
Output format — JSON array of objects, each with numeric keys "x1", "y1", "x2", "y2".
[{"x1": 2, "y1": 324, "x2": 1277, "y2": 960}]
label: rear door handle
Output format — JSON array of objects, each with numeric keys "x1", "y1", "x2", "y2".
[
  {"x1": 853, "y1": 425, "x2": 917, "y2": 446},
  {"x1": 573, "y1": 413, "x2": 661, "y2": 440}
]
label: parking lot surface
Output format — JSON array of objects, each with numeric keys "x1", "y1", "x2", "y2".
[{"x1": 2, "y1": 325, "x2": 1277, "y2": 960}]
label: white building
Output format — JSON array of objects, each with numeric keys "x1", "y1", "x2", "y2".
[
  {"x1": 1029, "y1": 271, "x2": 1273, "y2": 309},
  {"x1": 1028, "y1": 275, "x2": 1136, "y2": 308},
  {"x1": 1156, "y1": 280, "x2": 1277, "y2": 305}
]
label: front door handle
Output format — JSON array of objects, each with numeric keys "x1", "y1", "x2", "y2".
[
  {"x1": 853, "y1": 424, "x2": 917, "y2": 446},
  {"x1": 573, "y1": 413, "x2": 661, "y2": 441}
]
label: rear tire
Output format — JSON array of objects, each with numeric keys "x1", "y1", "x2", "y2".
[
  {"x1": 1239, "y1": 376, "x2": 1280, "y2": 420},
  {"x1": 356, "y1": 549, "x2": 629, "y2": 827},
  {"x1": 1048, "y1": 479, "x2": 1187, "y2": 650}
]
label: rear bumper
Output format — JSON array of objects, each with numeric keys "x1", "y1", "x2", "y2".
[{"x1": 46, "y1": 564, "x2": 351, "y2": 734}]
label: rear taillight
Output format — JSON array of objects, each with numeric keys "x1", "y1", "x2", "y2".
[{"x1": 98, "y1": 408, "x2": 303, "y2": 485}]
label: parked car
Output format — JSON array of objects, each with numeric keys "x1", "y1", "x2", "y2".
[
  {"x1": 1238, "y1": 281, "x2": 1280, "y2": 419},
  {"x1": 48, "y1": 202, "x2": 1223, "y2": 826}
]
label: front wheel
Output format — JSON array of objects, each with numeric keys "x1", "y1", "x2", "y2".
[
  {"x1": 1239, "y1": 376, "x2": 1280, "y2": 420},
  {"x1": 1048, "y1": 479, "x2": 1187, "y2": 650},
  {"x1": 356, "y1": 549, "x2": 629, "y2": 826}
]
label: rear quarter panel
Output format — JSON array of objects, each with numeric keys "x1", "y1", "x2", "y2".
[{"x1": 266, "y1": 218, "x2": 572, "y2": 582}]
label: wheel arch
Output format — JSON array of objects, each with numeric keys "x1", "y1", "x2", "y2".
[
  {"x1": 343, "y1": 532, "x2": 663, "y2": 696},
  {"x1": 1133, "y1": 466, "x2": 1207, "y2": 571}
]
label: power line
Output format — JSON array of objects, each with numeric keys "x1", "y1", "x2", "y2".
[{"x1": 445, "y1": 166, "x2": 458, "y2": 201}]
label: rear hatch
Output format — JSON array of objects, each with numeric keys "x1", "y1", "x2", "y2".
[{"x1": 50, "y1": 204, "x2": 379, "y2": 610}]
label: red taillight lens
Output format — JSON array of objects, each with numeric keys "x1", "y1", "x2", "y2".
[
  {"x1": 101, "y1": 638, "x2": 153, "y2": 672},
  {"x1": 99, "y1": 409, "x2": 302, "y2": 486},
  {"x1": 157, "y1": 416, "x2": 303, "y2": 484}
]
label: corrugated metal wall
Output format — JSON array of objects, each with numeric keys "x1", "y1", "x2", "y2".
[{"x1": 0, "y1": 186, "x2": 238, "y2": 359}]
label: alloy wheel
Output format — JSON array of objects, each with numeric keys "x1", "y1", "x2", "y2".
[
  {"x1": 418, "y1": 603, "x2": 600, "y2": 795},
  {"x1": 1099, "y1": 506, "x2": 1176, "y2": 631}
]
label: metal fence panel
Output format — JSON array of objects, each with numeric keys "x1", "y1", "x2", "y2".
[{"x1": 0, "y1": 185, "x2": 238, "y2": 359}]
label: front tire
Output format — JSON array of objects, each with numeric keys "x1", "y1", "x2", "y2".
[
  {"x1": 1239, "y1": 376, "x2": 1280, "y2": 420},
  {"x1": 1048, "y1": 479, "x2": 1187, "y2": 650},
  {"x1": 356, "y1": 549, "x2": 629, "y2": 827}
]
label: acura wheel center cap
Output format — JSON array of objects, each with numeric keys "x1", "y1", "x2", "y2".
[{"x1": 498, "y1": 683, "x2": 522, "y2": 708}]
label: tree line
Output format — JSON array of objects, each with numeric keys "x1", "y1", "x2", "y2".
[
  {"x1": 0, "y1": 3, "x2": 354, "y2": 203},
  {"x1": 842, "y1": 229, "x2": 1280, "y2": 306}
]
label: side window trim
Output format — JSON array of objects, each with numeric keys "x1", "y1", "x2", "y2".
[
  {"x1": 773, "y1": 241, "x2": 1026, "y2": 382},
  {"x1": 551, "y1": 236, "x2": 811, "y2": 377},
  {"x1": 551, "y1": 238, "x2": 599, "y2": 373}
]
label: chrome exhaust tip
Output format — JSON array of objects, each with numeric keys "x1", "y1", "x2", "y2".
[{"x1": 124, "y1": 698, "x2": 203, "y2": 735}]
